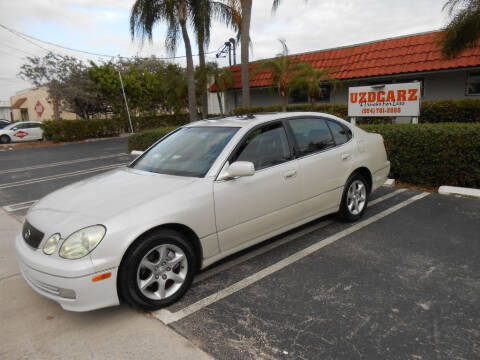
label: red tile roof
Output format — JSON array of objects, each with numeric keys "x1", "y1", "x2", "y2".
[{"x1": 211, "y1": 31, "x2": 480, "y2": 91}]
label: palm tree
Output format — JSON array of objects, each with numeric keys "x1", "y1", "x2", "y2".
[
  {"x1": 231, "y1": 0, "x2": 283, "y2": 110},
  {"x1": 190, "y1": 0, "x2": 234, "y2": 118},
  {"x1": 290, "y1": 63, "x2": 339, "y2": 109},
  {"x1": 442, "y1": 0, "x2": 480, "y2": 58},
  {"x1": 252, "y1": 39, "x2": 297, "y2": 112},
  {"x1": 130, "y1": 0, "x2": 198, "y2": 122},
  {"x1": 206, "y1": 62, "x2": 234, "y2": 115}
]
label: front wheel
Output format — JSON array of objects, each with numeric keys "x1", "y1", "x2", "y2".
[
  {"x1": 118, "y1": 229, "x2": 196, "y2": 311},
  {"x1": 0, "y1": 135, "x2": 10, "y2": 144},
  {"x1": 338, "y1": 174, "x2": 369, "y2": 222}
]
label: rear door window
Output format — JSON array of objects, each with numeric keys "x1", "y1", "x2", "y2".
[
  {"x1": 287, "y1": 118, "x2": 335, "y2": 156},
  {"x1": 327, "y1": 120, "x2": 352, "y2": 145}
]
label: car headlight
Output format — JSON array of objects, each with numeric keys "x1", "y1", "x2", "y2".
[
  {"x1": 59, "y1": 225, "x2": 106, "y2": 260},
  {"x1": 43, "y1": 233, "x2": 61, "y2": 255}
]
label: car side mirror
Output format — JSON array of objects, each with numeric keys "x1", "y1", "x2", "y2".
[{"x1": 217, "y1": 161, "x2": 255, "y2": 181}]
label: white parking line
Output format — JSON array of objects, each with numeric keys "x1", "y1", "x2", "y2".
[
  {"x1": 194, "y1": 188, "x2": 407, "y2": 284},
  {"x1": 0, "y1": 163, "x2": 127, "y2": 189},
  {"x1": 0, "y1": 153, "x2": 128, "y2": 175},
  {"x1": 153, "y1": 191, "x2": 429, "y2": 325}
]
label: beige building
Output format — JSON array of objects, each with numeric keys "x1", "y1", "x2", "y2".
[{"x1": 10, "y1": 87, "x2": 76, "y2": 122}]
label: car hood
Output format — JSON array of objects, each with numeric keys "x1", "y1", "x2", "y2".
[{"x1": 28, "y1": 167, "x2": 198, "y2": 232}]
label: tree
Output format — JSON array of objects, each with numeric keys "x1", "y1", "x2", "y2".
[
  {"x1": 205, "y1": 62, "x2": 234, "y2": 115},
  {"x1": 252, "y1": 39, "x2": 297, "y2": 112},
  {"x1": 290, "y1": 62, "x2": 339, "y2": 109},
  {"x1": 229, "y1": 0, "x2": 287, "y2": 110},
  {"x1": 190, "y1": 0, "x2": 234, "y2": 118},
  {"x1": 442, "y1": 0, "x2": 480, "y2": 58},
  {"x1": 19, "y1": 52, "x2": 105, "y2": 119},
  {"x1": 131, "y1": 0, "x2": 198, "y2": 122}
]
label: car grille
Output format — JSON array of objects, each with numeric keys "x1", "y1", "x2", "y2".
[{"x1": 22, "y1": 220, "x2": 44, "y2": 248}]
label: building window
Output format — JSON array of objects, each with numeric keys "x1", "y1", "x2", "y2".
[
  {"x1": 20, "y1": 109, "x2": 29, "y2": 121},
  {"x1": 290, "y1": 85, "x2": 331, "y2": 104},
  {"x1": 466, "y1": 72, "x2": 480, "y2": 95},
  {"x1": 290, "y1": 90, "x2": 308, "y2": 104}
]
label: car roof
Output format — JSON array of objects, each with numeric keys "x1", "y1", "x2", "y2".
[{"x1": 186, "y1": 112, "x2": 347, "y2": 130}]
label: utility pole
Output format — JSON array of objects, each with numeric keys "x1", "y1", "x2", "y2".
[{"x1": 118, "y1": 70, "x2": 134, "y2": 133}]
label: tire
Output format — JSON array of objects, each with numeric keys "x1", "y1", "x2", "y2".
[
  {"x1": 118, "y1": 229, "x2": 196, "y2": 311},
  {"x1": 0, "y1": 135, "x2": 10, "y2": 144},
  {"x1": 338, "y1": 173, "x2": 369, "y2": 222}
]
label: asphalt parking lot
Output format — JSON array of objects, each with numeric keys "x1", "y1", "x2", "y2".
[{"x1": 1, "y1": 138, "x2": 479, "y2": 359}]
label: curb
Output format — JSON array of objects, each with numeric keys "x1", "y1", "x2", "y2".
[
  {"x1": 384, "y1": 178, "x2": 395, "y2": 187},
  {"x1": 438, "y1": 186, "x2": 480, "y2": 199}
]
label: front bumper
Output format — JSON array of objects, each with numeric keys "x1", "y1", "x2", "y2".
[{"x1": 15, "y1": 232, "x2": 120, "y2": 312}]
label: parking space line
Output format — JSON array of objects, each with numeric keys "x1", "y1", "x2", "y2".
[
  {"x1": 0, "y1": 163, "x2": 127, "y2": 189},
  {"x1": 0, "y1": 153, "x2": 128, "y2": 175},
  {"x1": 153, "y1": 191, "x2": 429, "y2": 325},
  {"x1": 194, "y1": 188, "x2": 407, "y2": 284},
  {"x1": 369, "y1": 188, "x2": 407, "y2": 206}
]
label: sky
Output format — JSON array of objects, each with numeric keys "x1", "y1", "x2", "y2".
[{"x1": 0, "y1": 0, "x2": 451, "y2": 102}]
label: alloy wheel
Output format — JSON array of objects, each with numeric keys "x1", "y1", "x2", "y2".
[
  {"x1": 136, "y1": 244, "x2": 188, "y2": 300},
  {"x1": 347, "y1": 180, "x2": 367, "y2": 215}
]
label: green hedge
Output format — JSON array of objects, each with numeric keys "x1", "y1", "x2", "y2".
[
  {"x1": 129, "y1": 114, "x2": 189, "y2": 132},
  {"x1": 360, "y1": 123, "x2": 480, "y2": 188},
  {"x1": 127, "y1": 127, "x2": 178, "y2": 152},
  {"x1": 420, "y1": 99, "x2": 480, "y2": 123},
  {"x1": 41, "y1": 115, "x2": 189, "y2": 143},
  {"x1": 233, "y1": 104, "x2": 348, "y2": 119},
  {"x1": 41, "y1": 118, "x2": 124, "y2": 142},
  {"x1": 234, "y1": 99, "x2": 480, "y2": 123},
  {"x1": 129, "y1": 123, "x2": 480, "y2": 189}
]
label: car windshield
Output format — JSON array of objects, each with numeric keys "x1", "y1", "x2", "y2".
[{"x1": 131, "y1": 126, "x2": 239, "y2": 177}]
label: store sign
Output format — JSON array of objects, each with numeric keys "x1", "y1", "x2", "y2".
[
  {"x1": 34, "y1": 101, "x2": 45, "y2": 117},
  {"x1": 348, "y1": 82, "x2": 421, "y2": 117}
]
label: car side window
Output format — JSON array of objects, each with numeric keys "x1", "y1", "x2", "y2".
[
  {"x1": 231, "y1": 122, "x2": 292, "y2": 171},
  {"x1": 288, "y1": 118, "x2": 335, "y2": 156},
  {"x1": 327, "y1": 120, "x2": 352, "y2": 145}
]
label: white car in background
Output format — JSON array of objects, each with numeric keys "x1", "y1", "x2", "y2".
[
  {"x1": 0, "y1": 121, "x2": 43, "y2": 143},
  {"x1": 15, "y1": 112, "x2": 390, "y2": 312}
]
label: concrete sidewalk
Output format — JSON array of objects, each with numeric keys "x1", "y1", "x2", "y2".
[{"x1": 0, "y1": 210, "x2": 212, "y2": 360}]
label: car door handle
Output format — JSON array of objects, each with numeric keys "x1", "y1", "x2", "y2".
[
  {"x1": 284, "y1": 170, "x2": 297, "y2": 179},
  {"x1": 341, "y1": 153, "x2": 351, "y2": 161}
]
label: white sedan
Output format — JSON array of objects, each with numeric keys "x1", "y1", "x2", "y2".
[
  {"x1": 15, "y1": 112, "x2": 390, "y2": 311},
  {"x1": 0, "y1": 121, "x2": 43, "y2": 143}
]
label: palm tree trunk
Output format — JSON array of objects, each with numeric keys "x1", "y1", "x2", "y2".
[
  {"x1": 241, "y1": 0, "x2": 252, "y2": 109},
  {"x1": 216, "y1": 91, "x2": 224, "y2": 115},
  {"x1": 198, "y1": 35, "x2": 208, "y2": 119},
  {"x1": 180, "y1": 17, "x2": 197, "y2": 122}
]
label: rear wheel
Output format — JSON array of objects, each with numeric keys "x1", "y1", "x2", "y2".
[
  {"x1": 0, "y1": 135, "x2": 10, "y2": 144},
  {"x1": 338, "y1": 173, "x2": 369, "y2": 222},
  {"x1": 118, "y1": 229, "x2": 196, "y2": 311}
]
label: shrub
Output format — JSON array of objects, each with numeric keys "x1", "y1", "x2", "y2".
[
  {"x1": 420, "y1": 99, "x2": 480, "y2": 123},
  {"x1": 233, "y1": 104, "x2": 348, "y2": 119},
  {"x1": 360, "y1": 123, "x2": 480, "y2": 188},
  {"x1": 127, "y1": 126, "x2": 178, "y2": 152},
  {"x1": 41, "y1": 118, "x2": 123, "y2": 142},
  {"x1": 233, "y1": 99, "x2": 480, "y2": 124},
  {"x1": 128, "y1": 114, "x2": 189, "y2": 132}
]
